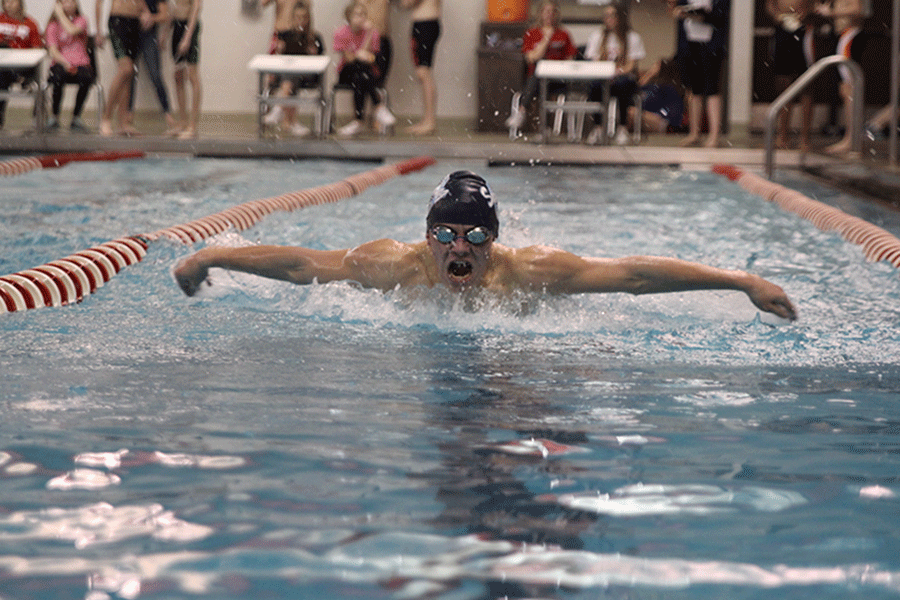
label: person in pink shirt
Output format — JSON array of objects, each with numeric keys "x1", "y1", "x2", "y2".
[
  {"x1": 45, "y1": 0, "x2": 93, "y2": 132},
  {"x1": 332, "y1": 1, "x2": 395, "y2": 137},
  {"x1": 0, "y1": 0, "x2": 42, "y2": 129},
  {"x1": 505, "y1": 0, "x2": 576, "y2": 132}
]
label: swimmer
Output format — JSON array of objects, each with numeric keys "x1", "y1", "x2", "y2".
[{"x1": 173, "y1": 171, "x2": 797, "y2": 321}]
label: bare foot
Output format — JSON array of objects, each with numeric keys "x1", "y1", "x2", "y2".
[
  {"x1": 680, "y1": 134, "x2": 701, "y2": 147},
  {"x1": 406, "y1": 122, "x2": 435, "y2": 136},
  {"x1": 703, "y1": 136, "x2": 723, "y2": 148},
  {"x1": 178, "y1": 128, "x2": 197, "y2": 140},
  {"x1": 99, "y1": 119, "x2": 115, "y2": 137},
  {"x1": 164, "y1": 124, "x2": 183, "y2": 137},
  {"x1": 118, "y1": 124, "x2": 141, "y2": 137}
]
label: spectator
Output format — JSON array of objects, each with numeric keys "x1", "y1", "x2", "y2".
[
  {"x1": 766, "y1": 0, "x2": 815, "y2": 150},
  {"x1": 818, "y1": 0, "x2": 869, "y2": 155},
  {"x1": 0, "y1": 0, "x2": 42, "y2": 130},
  {"x1": 504, "y1": 0, "x2": 576, "y2": 134},
  {"x1": 400, "y1": 0, "x2": 440, "y2": 135},
  {"x1": 359, "y1": 0, "x2": 391, "y2": 89},
  {"x1": 263, "y1": 1, "x2": 324, "y2": 136},
  {"x1": 626, "y1": 57, "x2": 685, "y2": 136},
  {"x1": 332, "y1": 1, "x2": 395, "y2": 137},
  {"x1": 95, "y1": 0, "x2": 143, "y2": 136},
  {"x1": 45, "y1": 0, "x2": 93, "y2": 133},
  {"x1": 584, "y1": 2, "x2": 646, "y2": 145},
  {"x1": 125, "y1": 0, "x2": 178, "y2": 136},
  {"x1": 672, "y1": 0, "x2": 730, "y2": 148},
  {"x1": 170, "y1": 0, "x2": 201, "y2": 139}
]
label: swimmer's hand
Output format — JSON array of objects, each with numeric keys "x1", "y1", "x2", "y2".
[
  {"x1": 173, "y1": 254, "x2": 210, "y2": 297},
  {"x1": 744, "y1": 275, "x2": 797, "y2": 321}
]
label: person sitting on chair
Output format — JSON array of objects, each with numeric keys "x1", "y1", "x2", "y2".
[{"x1": 505, "y1": 0, "x2": 576, "y2": 135}]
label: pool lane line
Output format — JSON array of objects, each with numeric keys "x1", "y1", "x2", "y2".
[
  {"x1": 713, "y1": 164, "x2": 900, "y2": 270},
  {"x1": 0, "y1": 155, "x2": 437, "y2": 313},
  {"x1": 0, "y1": 150, "x2": 146, "y2": 176}
]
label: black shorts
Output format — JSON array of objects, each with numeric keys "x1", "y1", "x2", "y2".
[
  {"x1": 684, "y1": 41, "x2": 724, "y2": 96},
  {"x1": 410, "y1": 20, "x2": 440, "y2": 68},
  {"x1": 108, "y1": 15, "x2": 141, "y2": 61}
]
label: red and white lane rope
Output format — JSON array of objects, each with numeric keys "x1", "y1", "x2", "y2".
[
  {"x1": 713, "y1": 164, "x2": 900, "y2": 269},
  {"x1": 0, "y1": 150, "x2": 145, "y2": 176},
  {"x1": 1, "y1": 156, "x2": 437, "y2": 313}
]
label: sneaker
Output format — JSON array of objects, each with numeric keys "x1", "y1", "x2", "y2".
[
  {"x1": 70, "y1": 118, "x2": 90, "y2": 133},
  {"x1": 586, "y1": 125, "x2": 604, "y2": 145},
  {"x1": 263, "y1": 105, "x2": 283, "y2": 126},
  {"x1": 505, "y1": 108, "x2": 526, "y2": 130},
  {"x1": 290, "y1": 123, "x2": 310, "y2": 137},
  {"x1": 614, "y1": 126, "x2": 630, "y2": 146},
  {"x1": 46, "y1": 117, "x2": 60, "y2": 131},
  {"x1": 337, "y1": 120, "x2": 363, "y2": 137},
  {"x1": 374, "y1": 104, "x2": 396, "y2": 127}
]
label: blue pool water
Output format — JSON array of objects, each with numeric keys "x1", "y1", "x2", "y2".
[{"x1": 1, "y1": 158, "x2": 900, "y2": 599}]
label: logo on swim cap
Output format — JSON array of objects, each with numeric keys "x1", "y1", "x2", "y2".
[{"x1": 426, "y1": 171, "x2": 499, "y2": 237}]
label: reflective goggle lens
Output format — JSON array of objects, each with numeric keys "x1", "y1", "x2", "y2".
[{"x1": 432, "y1": 226, "x2": 490, "y2": 245}]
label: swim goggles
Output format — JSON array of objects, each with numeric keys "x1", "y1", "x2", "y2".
[{"x1": 430, "y1": 225, "x2": 491, "y2": 245}]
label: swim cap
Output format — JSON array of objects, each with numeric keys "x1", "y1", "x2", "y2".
[{"x1": 426, "y1": 171, "x2": 499, "y2": 237}]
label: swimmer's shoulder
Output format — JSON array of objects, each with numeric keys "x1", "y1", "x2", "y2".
[
  {"x1": 345, "y1": 238, "x2": 434, "y2": 289},
  {"x1": 496, "y1": 244, "x2": 607, "y2": 291}
]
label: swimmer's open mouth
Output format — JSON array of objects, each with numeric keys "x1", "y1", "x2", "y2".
[{"x1": 448, "y1": 260, "x2": 473, "y2": 279}]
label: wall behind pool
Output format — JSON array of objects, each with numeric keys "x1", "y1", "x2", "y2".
[{"x1": 26, "y1": 1, "x2": 753, "y2": 127}]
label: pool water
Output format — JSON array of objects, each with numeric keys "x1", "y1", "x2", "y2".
[{"x1": 1, "y1": 158, "x2": 899, "y2": 599}]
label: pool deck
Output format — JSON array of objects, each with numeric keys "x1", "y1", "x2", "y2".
[{"x1": 1, "y1": 108, "x2": 899, "y2": 211}]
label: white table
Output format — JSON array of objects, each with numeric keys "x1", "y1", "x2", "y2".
[
  {"x1": 535, "y1": 59, "x2": 615, "y2": 144},
  {"x1": 247, "y1": 54, "x2": 331, "y2": 138},
  {"x1": 0, "y1": 49, "x2": 47, "y2": 132}
]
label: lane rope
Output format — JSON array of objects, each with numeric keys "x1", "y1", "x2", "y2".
[
  {"x1": 1, "y1": 156, "x2": 437, "y2": 313},
  {"x1": 713, "y1": 164, "x2": 900, "y2": 270},
  {"x1": 0, "y1": 150, "x2": 145, "y2": 176}
]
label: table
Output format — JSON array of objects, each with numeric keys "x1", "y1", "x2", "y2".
[
  {"x1": 247, "y1": 54, "x2": 331, "y2": 138},
  {"x1": 0, "y1": 49, "x2": 47, "y2": 133},
  {"x1": 535, "y1": 59, "x2": 615, "y2": 143}
]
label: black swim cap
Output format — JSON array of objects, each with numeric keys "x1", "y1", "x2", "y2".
[{"x1": 426, "y1": 171, "x2": 499, "y2": 237}]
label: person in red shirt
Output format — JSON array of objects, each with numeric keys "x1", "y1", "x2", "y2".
[
  {"x1": 505, "y1": 0, "x2": 576, "y2": 132},
  {"x1": 0, "y1": 0, "x2": 43, "y2": 129}
]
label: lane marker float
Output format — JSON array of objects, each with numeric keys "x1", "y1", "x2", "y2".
[
  {"x1": 0, "y1": 150, "x2": 145, "y2": 176},
  {"x1": 1, "y1": 156, "x2": 437, "y2": 313},
  {"x1": 713, "y1": 164, "x2": 900, "y2": 269}
]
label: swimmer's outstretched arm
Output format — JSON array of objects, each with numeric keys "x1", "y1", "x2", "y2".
[
  {"x1": 517, "y1": 248, "x2": 798, "y2": 320},
  {"x1": 173, "y1": 240, "x2": 420, "y2": 297},
  {"x1": 173, "y1": 245, "x2": 352, "y2": 296}
]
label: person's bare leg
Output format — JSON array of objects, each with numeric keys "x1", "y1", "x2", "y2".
[
  {"x1": 825, "y1": 83, "x2": 854, "y2": 155},
  {"x1": 407, "y1": 65, "x2": 436, "y2": 135},
  {"x1": 703, "y1": 94, "x2": 722, "y2": 148},
  {"x1": 680, "y1": 93, "x2": 702, "y2": 146},
  {"x1": 777, "y1": 104, "x2": 792, "y2": 149},
  {"x1": 101, "y1": 57, "x2": 135, "y2": 136},
  {"x1": 178, "y1": 64, "x2": 201, "y2": 139}
]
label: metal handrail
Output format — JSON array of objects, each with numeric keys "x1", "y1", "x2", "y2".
[{"x1": 765, "y1": 54, "x2": 865, "y2": 178}]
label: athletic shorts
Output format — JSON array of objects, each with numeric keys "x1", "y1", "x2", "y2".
[
  {"x1": 684, "y1": 41, "x2": 724, "y2": 96},
  {"x1": 410, "y1": 19, "x2": 440, "y2": 68},
  {"x1": 108, "y1": 15, "x2": 141, "y2": 61},
  {"x1": 172, "y1": 20, "x2": 201, "y2": 65}
]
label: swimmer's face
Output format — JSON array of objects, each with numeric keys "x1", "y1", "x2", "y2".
[{"x1": 427, "y1": 223, "x2": 494, "y2": 291}]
